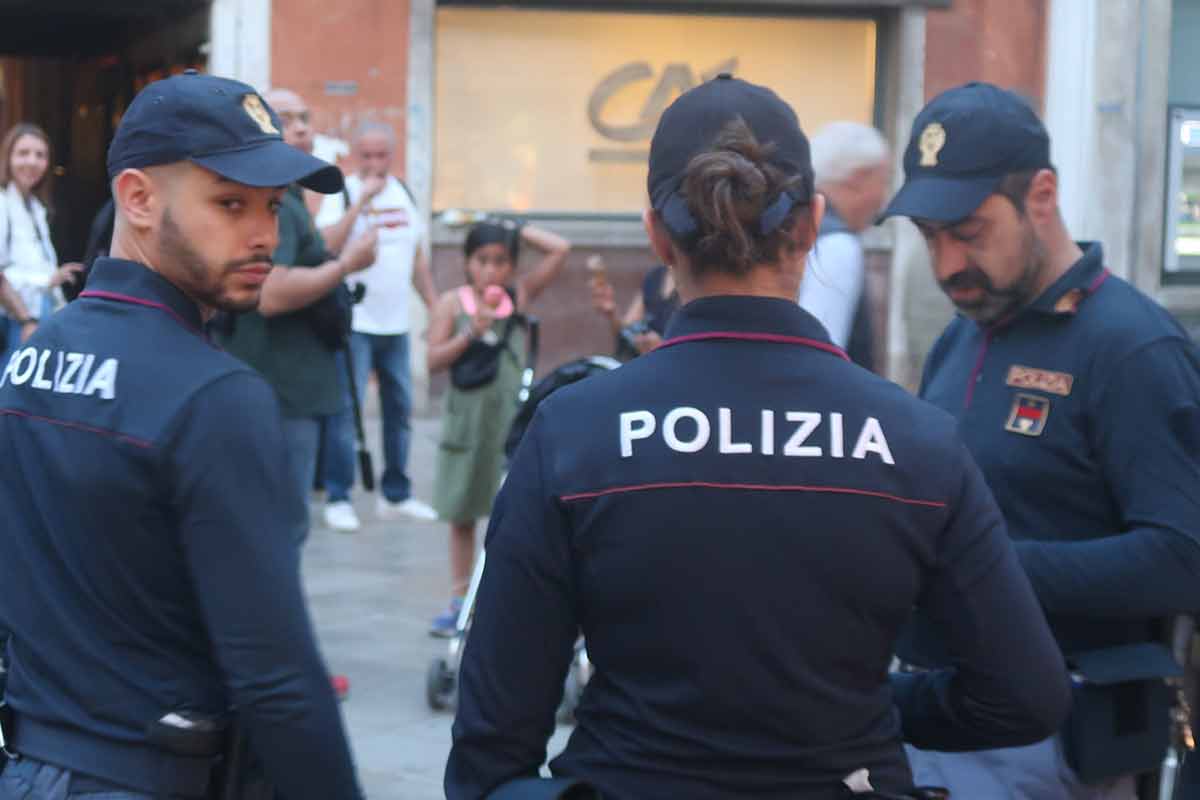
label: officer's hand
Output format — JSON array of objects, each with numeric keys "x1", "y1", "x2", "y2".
[
  {"x1": 361, "y1": 174, "x2": 387, "y2": 203},
  {"x1": 590, "y1": 279, "x2": 616, "y2": 317},
  {"x1": 633, "y1": 330, "x2": 662, "y2": 354},
  {"x1": 340, "y1": 229, "x2": 379, "y2": 275},
  {"x1": 50, "y1": 262, "x2": 85, "y2": 288},
  {"x1": 19, "y1": 320, "x2": 37, "y2": 342}
]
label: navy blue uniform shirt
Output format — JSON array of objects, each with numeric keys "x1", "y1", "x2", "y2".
[
  {"x1": 0, "y1": 258, "x2": 360, "y2": 798},
  {"x1": 906, "y1": 243, "x2": 1200, "y2": 664},
  {"x1": 446, "y1": 295, "x2": 1069, "y2": 800}
]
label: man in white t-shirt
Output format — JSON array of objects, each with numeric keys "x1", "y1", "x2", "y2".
[
  {"x1": 316, "y1": 121, "x2": 438, "y2": 530},
  {"x1": 800, "y1": 122, "x2": 890, "y2": 369}
]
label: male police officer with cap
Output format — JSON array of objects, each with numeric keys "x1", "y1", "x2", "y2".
[
  {"x1": 881, "y1": 82, "x2": 1200, "y2": 799},
  {"x1": 0, "y1": 72, "x2": 362, "y2": 799}
]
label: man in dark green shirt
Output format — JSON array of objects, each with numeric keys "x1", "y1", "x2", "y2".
[{"x1": 220, "y1": 88, "x2": 376, "y2": 543}]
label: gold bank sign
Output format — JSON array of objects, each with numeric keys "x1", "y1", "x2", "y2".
[
  {"x1": 435, "y1": 8, "x2": 876, "y2": 213},
  {"x1": 587, "y1": 58, "x2": 737, "y2": 162}
]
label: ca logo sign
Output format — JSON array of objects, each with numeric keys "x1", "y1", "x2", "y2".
[{"x1": 588, "y1": 58, "x2": 737, "y2": 160}]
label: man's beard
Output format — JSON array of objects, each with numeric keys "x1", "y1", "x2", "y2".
[
  {"x1": 942, "y1": 223, "x2": 1044, "y2": 326},
  {"x1": 160, "y1": 207, "x2": 268, "y2": 314}
]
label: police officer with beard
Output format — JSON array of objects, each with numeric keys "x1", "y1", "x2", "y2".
[
  {"x1": 882, "y1": 82, "x2": 1200, "y2": 800},
  {"x1": 445, "y1": 75, "x2": 1071, "y2": 800},
  {"x1": 0, "y1": 73, "x2": 361, "y2": 799}
]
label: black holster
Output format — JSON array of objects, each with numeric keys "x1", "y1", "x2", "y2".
[
  {"x1": 1060, "y1": 642, "x2": 1181, "y2": 783},
  {"x1": 145, "y1": 711, "x2": 277, "y2": 800},
  {"x1": 212, "y1": 722, "x2": 278, "y2": 800}
]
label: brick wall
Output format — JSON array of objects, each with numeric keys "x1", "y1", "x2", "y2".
[
  {"x1": 924, "y1": 0, "x2": 1048, "y2": 109},
  {"x1": 270, "y1": 0, "x2": 411, "y2": 174}
]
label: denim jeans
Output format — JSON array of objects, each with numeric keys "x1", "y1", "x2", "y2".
[
  {"x1": 0, "y1": 758, "x2": 164, "y2": 799},
  {"x1": 322, "y1": 332, "x2": 413, "y2": 504},
  {"x1": 905, "y1": 739, "x2": 1136, "y2": 800},
  {"x1": 281, "y1": 416, "x2": 321, "y2": 545}
]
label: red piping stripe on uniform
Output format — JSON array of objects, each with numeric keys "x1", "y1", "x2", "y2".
[
  {"x1": 1087, "y1": 268, "x2": 1111, "y2": 293},
  {"x1": 561, "y1": 481, "x2": 946, "y2": 508},
  {"x1": 963, "y1": 268, "x2": 1110, "y2": 411},
  {"x1": 79, "y1": 290, "x2": 208, "y2": 341},
  {"x1": 0, "y1": 408, "x2": 152, "y2": 449},
  {"x1": 657, "y1": 331, "x2": 851, "y2": 361},
  {"x1": 964, "y1": 329, "x2": 993, "y2": 411}
]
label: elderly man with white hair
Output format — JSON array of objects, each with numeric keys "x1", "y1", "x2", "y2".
[
  {"x1": 800, "y1": 121, "x2": 891, "y2": 368},
  {"x1": 315, "y1": 120, "x2": 439, "y2": 531}
]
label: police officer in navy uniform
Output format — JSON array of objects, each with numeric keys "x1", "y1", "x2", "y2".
[
  {"x1": 880, "y1": 83, "x2": 1200, "y2": 799},
  {"x1": 0, "y1": 73, "x2": 362, "y2": 799},
  {"x1": 445, "y1": 75, "x2": 1071, "y2": 800}
]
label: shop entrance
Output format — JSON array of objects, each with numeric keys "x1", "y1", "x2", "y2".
[{"x1": 0, "y1": 1, "x2": 210, "y2": 261}]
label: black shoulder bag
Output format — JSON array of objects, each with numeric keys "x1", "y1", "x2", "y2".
[
  {"x1": 306, "y1": 280, "x2": 358, "y2": 351},
  {"x1": 450, "y1": 312, "x2": 521, "y2": 391}
]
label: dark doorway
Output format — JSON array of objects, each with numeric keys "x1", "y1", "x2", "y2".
[{"x1": 0, "y1": 1, "x2": 211, "y2": 261}]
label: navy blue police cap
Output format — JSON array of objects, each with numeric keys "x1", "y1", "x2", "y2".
[
  {"x1": 647, "y1": 73, "x2": 813, "y2": 240},
  {"x1": 880, "y1": 82, "x2": 1051, "y2": 223},
  {"x1": 107, "y1": 70, "x2": 343, "y2": 194}
]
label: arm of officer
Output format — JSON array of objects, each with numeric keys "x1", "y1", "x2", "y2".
[
  {"x1": 891, "y1": 442, "x2": 1071, "y2": 751},
  {"x1": 1012, "y1": 338, "x2": 1200, "y2": 617},
  {"x1": 170, "y1": 372, "x2": 362, "y2": 800},
  {"x1": 445, "y1": 411, "x2": 578, "y2": 799}
]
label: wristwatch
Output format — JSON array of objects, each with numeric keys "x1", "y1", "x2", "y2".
[{"x1": 16, "y1": 317, "x2": 36, "y2": 326}]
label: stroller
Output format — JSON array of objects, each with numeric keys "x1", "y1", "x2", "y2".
[{"x1": 425, "y1": 346, "x2": 620, "y2": 718}]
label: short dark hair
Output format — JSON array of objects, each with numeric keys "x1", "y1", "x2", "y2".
[
  {"x1": 672, "y1": 117, "x2": 813, "y2": 277},
  {"x1": 995, "y1": 167, "x2": 1056, "y2": 214},
  {"x1": 464, "y1": 220, "x2": 519, "y2": 262}
]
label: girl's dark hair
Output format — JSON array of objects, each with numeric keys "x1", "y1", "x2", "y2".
[
  {"x1": 0, "y1": 123, "x2": 53, "y2": 210},
  {"x1": 464, "y1": 220, "x2": 520, "y2": 262},
  {"x1": 675, "y1": 117, "x2": 813, "y2": 277}
]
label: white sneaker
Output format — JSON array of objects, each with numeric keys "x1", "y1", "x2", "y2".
[
  {"x1": 323, "y1": 501, "x2": 361, "y2": 532},
  {"x1": 376, "y1": 496, "x2": 438, "y2": 522}
]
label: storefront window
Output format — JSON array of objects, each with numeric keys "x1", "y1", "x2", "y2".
[
  {"x1": 1164, "y1": 107, "x2": 1200, "y2": 279},
  {"x1": 434, "y1": 7, "x2": 877, "y2": 215}
]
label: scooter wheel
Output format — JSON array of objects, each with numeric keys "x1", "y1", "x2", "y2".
[{"x1": 426, "y1": 657, "x2": 456, "y2": 711}]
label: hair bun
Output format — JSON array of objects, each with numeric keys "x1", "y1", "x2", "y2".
[{"x1": 675, "y1": 117, "x2": 813, "y2": 276}]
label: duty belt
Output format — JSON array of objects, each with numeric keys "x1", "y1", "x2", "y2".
[{"x1": 8, "y1": 713, "x2": 215, "y2": 797}]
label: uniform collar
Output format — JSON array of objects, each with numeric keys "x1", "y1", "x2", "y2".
[
  {"x1": 82, "y1": 257, "x2": 207, "y2": 335},
  {"x1": 1027, "y1": 241, "x2": 1108, "y2": 317},
  {"x1": 664, "y1": 294, "x2": 847, "y2": 359}
]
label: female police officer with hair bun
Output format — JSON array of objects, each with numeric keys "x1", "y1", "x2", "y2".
[{"x1": 445, "y1": 75, "x2": 1071, "y2": 800}]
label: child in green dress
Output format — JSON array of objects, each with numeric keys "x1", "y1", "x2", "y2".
[{"x1": 426, "y1": 220, "x2": 570, "y2": 636}]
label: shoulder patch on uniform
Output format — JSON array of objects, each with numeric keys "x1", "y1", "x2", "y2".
[
  {"x1": 1053, "y1": 288, "x2": 1085, "y2": 314},
  {"x1": 1006, "y1": 364, "x2": 1073, "y2": 397},
  {"x1": 1005, "y1": 393, "x2": 1050, "y2": 437}
]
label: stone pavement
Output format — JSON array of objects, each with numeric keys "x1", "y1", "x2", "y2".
[{"x1": 301, "y1": 410, "x2": 570, "y2": 799}]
